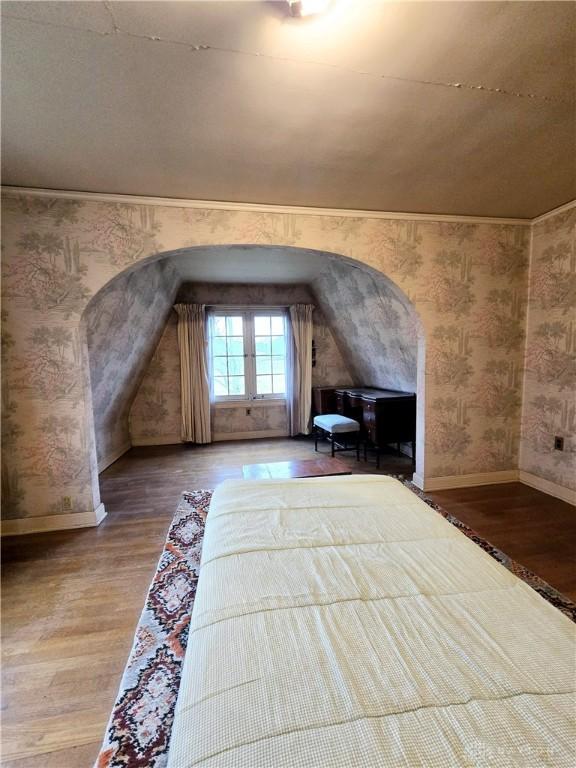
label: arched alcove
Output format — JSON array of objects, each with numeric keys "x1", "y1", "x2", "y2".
[{"x1": 81, "y1": 244, "x2": 426, "y2": 508}]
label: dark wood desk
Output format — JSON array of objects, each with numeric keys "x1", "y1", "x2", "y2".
[{"x1": 335, "y1": 387, "x2": 416, "y2": 467}]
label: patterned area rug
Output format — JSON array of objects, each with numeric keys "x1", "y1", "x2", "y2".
[
  {"x1": 95, "y1": 490, "x2": 211, "y2": 768},
  {"x1": 95, "y1": 483, "x2": 575, "y2": 768}
]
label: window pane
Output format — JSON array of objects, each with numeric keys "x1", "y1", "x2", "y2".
[
  {"x1": 213, "y1": 357, "x2": 228, "y2": 377},
  {"x1": 212, "y1": 317, "x2": 226, "y2": 336},
  {"x1": 212, "y1": 336, "x2": 227, "y2": 356},
  {"x1": 271, "y1": 335, "x2": 285, "y2": 355},
  {"x1": 255, "y1": 336, "x2": 271, "y2": 355},
  {"x1": 228, "y1": 376, "x2": 245, "y2": 396},
  {"x1": 254, "y1": 316, "x2": 271, "y2": 335},
  {"x1": 227, "y1": 356, "x2": 244, "y2": 376},
  {"x1": 273, "y1": 374, "x2": 286, "y2": 394},
  {"x1": 256, "y1": 375, "x2": 273, "y2": 394},
  {"x1": 256, "y1": 357, "x2": 272, "y2": 375},
  {"x1": 271, "y1": 316, "x2": 285, "y2": 335},
  {"x1": 226, "y1": 316, "x2": 243, "y2": 336},
  {"x1": 227, "y1": 337, "x2": 244, "y2": 356},
  {"x1": 271, "y1": 356, "x2": 285, "y2": 374},
  {"x1": 213, "y1": 377, "x2": 228, "y2": 397}
]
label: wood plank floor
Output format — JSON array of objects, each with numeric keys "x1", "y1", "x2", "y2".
[
  {"x1": 428, "y1": 483, "x2": 576, "y2": 602},
  {"x1": 2, "y1": 438, "x2": 574, "y2": 767}
]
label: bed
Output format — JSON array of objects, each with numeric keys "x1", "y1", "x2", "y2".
[{"x1": 167, "y1": 475, "x2": 575, "y2": 767}]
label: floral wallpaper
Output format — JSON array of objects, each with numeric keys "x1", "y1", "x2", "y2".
[
  {"x1": 520, "y1": 205, "x2": 576, "y2": 490},
  {"x1": 129, "y1": 282, "x2": 352, "y2": 444},
  {"x1": 84, "y1": 259, "x2": 179, "y2": 468},
  {"x1": 1, "y1": 190, "x2": 535, "y2": 524}
]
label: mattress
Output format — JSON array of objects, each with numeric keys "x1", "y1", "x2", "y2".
[{"x1": 168, "y1": 475, "x2": 575, "y2": 767}]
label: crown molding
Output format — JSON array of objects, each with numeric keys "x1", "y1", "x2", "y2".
[
  {"x1": 0, "y1": 186, "x2": 530, "y2": 226},
  {"x1": 530, "y1": 198, "x2": 576, "y2": 224}
]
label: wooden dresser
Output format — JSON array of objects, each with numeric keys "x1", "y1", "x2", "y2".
[
  {"x1": 334, "y1": 387, "x2": 416, "y2": 466},
  {"x1": 312, "y1": 386, "x2": 340, "y2": 416}
]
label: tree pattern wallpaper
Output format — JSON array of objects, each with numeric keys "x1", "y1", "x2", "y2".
[
  {"x1": 520, "y1": 207, "x2": 576, "y2": 490},
  {"x1": 4, "y1": 189, "x2": 567, "y2": 526}
]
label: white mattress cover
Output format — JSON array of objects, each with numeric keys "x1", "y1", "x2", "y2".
[{"x1": 168, "y1": 475, "x2": 576, "y2": 768}]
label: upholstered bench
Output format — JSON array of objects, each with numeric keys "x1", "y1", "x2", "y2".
[{"x1": 313, "y1": 414, "x2": 361, "y2": 460}]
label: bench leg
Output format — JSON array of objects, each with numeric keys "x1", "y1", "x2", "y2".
[
  {"x1": 331, "y1": 434, "x2": 335, "y2": 457},
  {"x1": 356, "y1": 433, "x2": 360, "y2": 461}
]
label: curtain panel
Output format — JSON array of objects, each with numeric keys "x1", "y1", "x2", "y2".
[
  {"x1": 174, "y1": 303, "x2": 211, "y2": 444},
  {"x1": 288, "y1": 304, "x2": 314, "y2": 436}
]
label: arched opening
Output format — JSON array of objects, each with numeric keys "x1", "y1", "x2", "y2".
[{"x1": 81, "y1": 244, "x2": 426, "y2": 509}]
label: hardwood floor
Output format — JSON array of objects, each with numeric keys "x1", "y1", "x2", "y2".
[
  {"x1": 428, "y1": 483, "x2": 576, "y2": 603},
  {"x1": 2, "y1": 438, "x2": 574, "y2": 766}
]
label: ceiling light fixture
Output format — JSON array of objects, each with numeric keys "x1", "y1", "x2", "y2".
[{"x1": 288, "y1": 0, "x2": 332, "y2": 17}]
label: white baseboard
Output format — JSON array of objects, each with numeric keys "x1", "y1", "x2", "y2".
[
  {"x1": 1, "y1": 502, "x2": 107, "y2": 537},
  {"x1": 131, "y1": 435, "x2": 182, "y2": 446},
  {"x1": 98, "y1": 441, "x2": 131, "y2": 473},
  {"x1": 416, "y1": 468, "x2": 575, "y2": 505},
  {"x1": 411, "y1": 473, "x2": 425, "y2": 490},
  {"x1": 518, "y1": 471, "x2": 576, "y2": 506},
  {"x1": 416, "y1": 470, "x2": 519, "y2": 492},
  {"x1": 213, "y1": 429, "x2": 288, "y2": 442}
]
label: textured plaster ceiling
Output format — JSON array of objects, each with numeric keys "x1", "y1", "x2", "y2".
[{"x1": 2, "y1": 1, "x2": 575, "y2": 218}]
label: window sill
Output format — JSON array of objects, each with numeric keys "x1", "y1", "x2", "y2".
[{"x1": 213, "y1": 399, "x2": 287, "y2": 409}]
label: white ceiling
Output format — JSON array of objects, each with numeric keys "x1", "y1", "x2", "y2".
[
  {"x1": 2, "y1": 1, "x2": 575, "y2": 218},
  {"x1": 169, "y1": 245, "x2": 341, "y2": 283}
]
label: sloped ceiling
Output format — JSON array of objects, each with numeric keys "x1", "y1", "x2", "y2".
[
  {"x1": 84, "y1": 259, "x2": 179, "y2": 465},
  {"x1": 170, "y1": 245, "x2": 340, "y2": 283},
  {"x1": 312, "y1": 260, "x2": 418, "y2": 392},
  {"x1": 2, "y1": 1, "x2": 575, "y2": 218}
]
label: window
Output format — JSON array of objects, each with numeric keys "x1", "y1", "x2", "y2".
[
  {"x1": 210, "y1": 315, "x2": 246, "y2": 398},
  {"x1": 209, "y1": 310, "x2": 288, "y2": 401}
]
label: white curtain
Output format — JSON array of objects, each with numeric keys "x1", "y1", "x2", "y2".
[
  {"x1": 288, "y1": 304, "x2": 314, "y2": 436},
  {"x1": 174, "y1": 303, "x2": 211, "y2": 444},
  {"x1": 206, "y1": 314, "x2": 217, "y2": 403}
]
